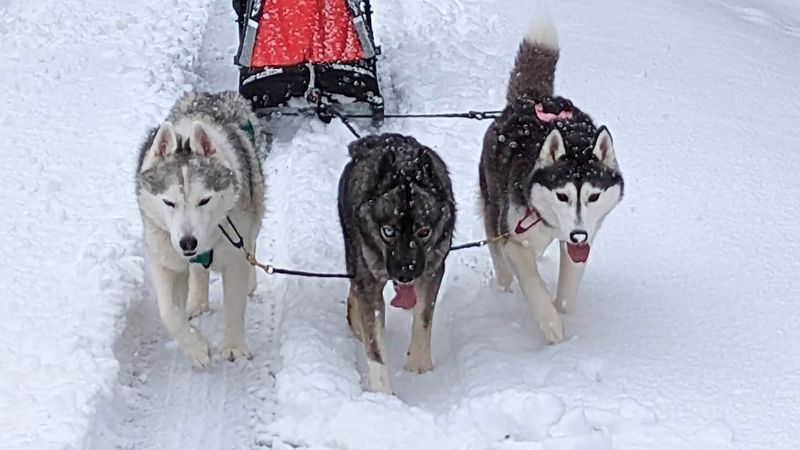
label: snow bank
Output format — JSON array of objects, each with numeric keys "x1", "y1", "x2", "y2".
[{"x1": 0, "y1": 0, "x2": 212, "y2": 448}]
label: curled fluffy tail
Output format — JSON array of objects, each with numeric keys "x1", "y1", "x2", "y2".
[{"x1": 506, "y1": 16, "x2": 560, "y2": 103}]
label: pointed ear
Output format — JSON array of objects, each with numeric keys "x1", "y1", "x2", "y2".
[
  {"x1": 377, "y1": 149, "x2": 396, "y2": 178},
  {"x1": 592, "y1": 126, "x2": 617, "y2": 168},
  {"x1": 190, "y1": 121, "x2": 216, "y2": 156},
  {"x1": 537, "y1": 129, "x2": 566, "y2": 165},
  {"x1": 140, "y1": 122, "x2": 177, "y2": 172}
]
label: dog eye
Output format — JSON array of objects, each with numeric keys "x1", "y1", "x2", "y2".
[
  {"x1": 556, "y1": 193, "x2": 569, "y2": 203},
  {"x1": 381, "y1": 225, "x2": 396, "y2": 239},
  {"x1": 416, "y1": 226, "x2": 432, "y2": 240},
  {"x1": 163, "y1": 199, "x2": 176, "y2": 208},
  {"x1": 198, "y1": 197, "x2": 211, "y2": 206},
  {"x1": 587, "y1": 193, "x2": 600, "y2": 203}
]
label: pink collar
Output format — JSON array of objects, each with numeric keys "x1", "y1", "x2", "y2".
[
  {"x1": 535, "y1": 103, "x2": 573, "y2": 122},
  {"x1": 515, "y1": 207, "x2": 542, "y2": 234}
]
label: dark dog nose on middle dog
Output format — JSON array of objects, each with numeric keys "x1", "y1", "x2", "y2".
[
  {"x1": 396, "y1": 273, "x2": 414, "y2": 284},
  {"x1": 179, "y1": 236, "x2": 198, "y2": 252},
  {"x1": 569, "y1": 230, "x2": 588, "y2": 244}
]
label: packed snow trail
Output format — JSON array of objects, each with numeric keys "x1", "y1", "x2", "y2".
[{"x1": 85, "y1": 3, "x2": 282, "y2": 449}]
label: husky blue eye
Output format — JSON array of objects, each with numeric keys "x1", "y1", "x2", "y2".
[
  {"x1": 381, "y1": 225, "x2": 396, "y2": 239},
  {"x1": 588, "y1": 193, "x2": 600, "y2": 203},
  {"x1": 556, "y1": 193, "x2": 569, "y2": 203},
  {"x1": 198, "y1": 197, "x2": 211, "y2": 206},
  {"x1": 163, "y1": 199, "x2": 176, "y2": 208}
]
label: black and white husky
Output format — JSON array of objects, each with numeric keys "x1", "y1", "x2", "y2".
[
  {"x1": 136, "y1": 91, "x2": 266, "y2": 368},
  {"x1": 479, "y1": 17, "x2": 624, "y2": 343},
  {"x1": 338, "y1": 134, "x2": 456, "y2": 393}
]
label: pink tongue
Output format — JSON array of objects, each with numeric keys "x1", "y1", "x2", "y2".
[
  {"x1": 390, "y1": 285, "x2": 417, "y2": 310},
  {"x1": 567, "y1": 244, "x2": 591, "y2": 263}
]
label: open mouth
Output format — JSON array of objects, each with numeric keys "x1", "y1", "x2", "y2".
[
  {"x1": 182, "y1": 250, "x2": 197, "y2": 257},
  {"x1": 389, "y1": 281, "x2": 417, "y2": 310},
  {"x1": 566, "y1": 243, "x2": 591, "y2": 263}
]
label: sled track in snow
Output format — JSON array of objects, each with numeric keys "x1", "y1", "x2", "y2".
[
  {"x1": 86, "y1": 2, "x2": 284, "y2": 448},
  {"x1": 85, "y1": 284, "x2": 281, "y2": 450}
]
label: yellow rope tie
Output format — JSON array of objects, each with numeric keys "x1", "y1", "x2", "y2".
[
  {"x1": 245, "y1": 251, "x2": 274, "y2": 274},
  {"x1": 485, "y1": 233, "x2": 509, "y2": 245}
]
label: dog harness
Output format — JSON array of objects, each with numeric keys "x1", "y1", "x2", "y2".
[
  {"x1": 241, "y1": 121, "x2": 256, "y2": 146},
  {"x1": 534, "y1": 103, "x2": 573, "y2": 123},
  {"x1": 514, "y1": 207, "x2": 542, "y2": 234}
]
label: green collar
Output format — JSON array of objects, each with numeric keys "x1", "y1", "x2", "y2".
[
  {"x1": 241, "y1": 121, "x2": 255, "y2": 146},
  {"x1": 189, "y1": 250, "x2": 213, "y2": 268}
]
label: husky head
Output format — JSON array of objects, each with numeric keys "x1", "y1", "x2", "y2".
[
  {"x1": 137, "y1": 121, "x2": 239, "y2": 258},
  {"x1": 530, "y1": 126, "x2": 624, "y2": 262},
  {"x1": 356, "y1": 139, "x2": 455, "y2": 288}
]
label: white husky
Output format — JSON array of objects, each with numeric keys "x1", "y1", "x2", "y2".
[{"x1": 136, "y1": 91, "x2": 266, "y2": 368}]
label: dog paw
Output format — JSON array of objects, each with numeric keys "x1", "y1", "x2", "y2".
[
  {"x1": 554, "y1": 297, "x2": 575, "y2": 314},
  {"x1": 497, "y1": 283, "x2": 514, "y2": 294},
  {"x1": 185, "y1": 300, "x2": 210, "y2": 320},
  {"x1": 221, "y1": 343, "x2": 252, "y2": 362},
  {"x1": 496, "y1": 273, "x2": 514, "y2": 293},
  {"x1": 404, "y1": 357, "x2": 433, "y2": 374},
  {"x1": 536, "y1": 307, "x2": 564, "y2": 344},
  {"x1": 185, "y1": 335, "x2": 212, "y2": 369}
]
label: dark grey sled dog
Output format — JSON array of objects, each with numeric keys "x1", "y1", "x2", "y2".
[
  {"x1": 479, "y1": 17, "x2": 625, "y2": 343},
  {"x1": 338, "y1": 133, "x2": 456, "y2": 393}
]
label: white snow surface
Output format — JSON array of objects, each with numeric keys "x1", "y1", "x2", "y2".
[{"x1": 1, "y1": 0, "x2": 799, "y2": 449}]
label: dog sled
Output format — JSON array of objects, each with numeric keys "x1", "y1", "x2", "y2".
[{"x1": 233, "y1": 0, "x2": 384, "y2": 125}]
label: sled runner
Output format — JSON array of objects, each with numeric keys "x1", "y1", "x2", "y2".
[{"x1": 233, "y1": 0, "x2": 384, "y2": 124}]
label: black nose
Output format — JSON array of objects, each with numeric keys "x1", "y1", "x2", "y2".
[
  {"x1": 396, "y1": 274, "x2": 414, "y2": 284},
  {"x1": 179, "y1": 236, "x2": 198, "y2": 252},
  {"x1": 569, "y1": 230, "x2": 588, "y2": 244}
]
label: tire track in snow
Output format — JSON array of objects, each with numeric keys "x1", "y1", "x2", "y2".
[{"x1": 85, "y1": 1, "x2": 282, "y2": 448}]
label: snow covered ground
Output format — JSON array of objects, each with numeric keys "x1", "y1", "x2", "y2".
[{"x1": 1, "y1": 0, "x2": 799, "y2": 449}]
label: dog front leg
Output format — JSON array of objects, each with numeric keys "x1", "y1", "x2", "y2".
[
  {"x1": 404, "y1": 266, "x2": 444, "y2": 374},
  {"x1": 151, "y1": 264, "x2": 211, "y2": 368},
  {"x1": 488, "y1": 242, "x2": 514, "y2": 292},
  {"x1": 482, "y1": 203, "x2": 513, "y2": 292},
  {"x1": 346, "y1": 285, "x2": 364, "y2": 342},
  {"x1": 221, "y1": 257, "x2": 252, "y2": 361},
  {"x1": 247, "y1": 227, "x2": 259, "y2": 295},
  {"x1": 355, "y1": 284, "x2": 392, "y2": 394},
  {"x1": 504, "y1": 243, "x2": 564, "y2": 344},
  {"x1": 186, "y1": 264, "x2": 210, "y2": 319},
  {"x1": 554, "y1": 241, "x2": 587, "y2": 313}
]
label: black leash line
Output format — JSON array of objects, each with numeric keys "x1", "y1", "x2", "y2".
[
  {"x1": 320, "y1": 104, "x2": 362, "y2": 139},
  {"x1": 449, "y1": 233, "x2": 509, "y2": 252},
  {"x1": 218, "y1": 217, "x2": 355, "y2": 279},
  {"x1": 218, "y1": 217, "x2": 508, "y2": 280},
  {"x1": 260, "y1": 106, "x2": 503, "y2": 122},
  {"x1": 347, "y1": 110, "x2": 504, "y2": 120}
]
